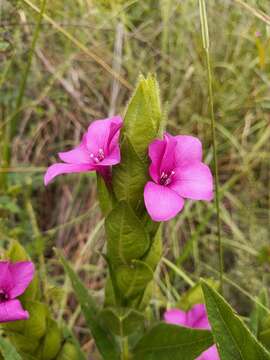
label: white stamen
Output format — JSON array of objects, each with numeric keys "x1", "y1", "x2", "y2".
[
  {"x1": 90, "y1": 148, "x2": 105, "y2": 163},
  {"x1": 160, "y1": 170, "x2": 175, "y2": 186}
]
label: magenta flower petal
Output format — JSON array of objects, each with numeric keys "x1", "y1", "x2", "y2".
[
  {"x1": 186, "y1": 304, "x2": 210, "y2": 330},
  {"x1": 171, "y1": 162, "x2": 213, "y2": 201},
  {"x1": 8, "y1": 262, "x2": 35, "y2": 299},
  {"x1": 164, "y1": 309, "x2": 187, "y2": 326},
  {"x1": 44, "y1": 163, "x2": 93, "y2": 185},
  {"x1": 144, "y1": 182, "x2": 184, "y2": 222},
  {"x1": 58, "y1": 138, "x2": 90, "y2": 164},
  {"x1": 0, "y1": 299, "x2": 29, "y2": 323},
  {"x1": 144, "y1": 132, "x2": 213, "y2": 221},
  {"x1": 160, "y1": 134, "x2": 177, "y2": 173},
  {"x1": 149, "y1": 139, "x2": 166, "y2": 183},
  {"x1": 197, "y1": 345, "x2": 220, "y2": 360},
  {"x1": 44, "y1": 116, "x2": 122, "y2": 185},
  {"x1": 86, "y1": 116, "x2": 122, "y2": 155},
  {"x1": 106, "y1": 116, "x2": 123, "y2": 154},
  {"x1": 174, "y1": 135, "x2": 202, "y2": 164},
  {"x1": 0, "y1": 262, "x2": 13, "y2": 294}
]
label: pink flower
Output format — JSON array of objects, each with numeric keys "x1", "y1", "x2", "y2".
[
  {"x1": 144, "y1": 133, "x2": 213, "y2": 221},
  {"x1": 44, "y1": 116, "x2": 123, "y2": 185},
  {"x1": 164, "y1": 304, "x2": 219, "y2": 360},
  {"x1": 0, "y1": 261, "x2": 35, "y2": 323}
]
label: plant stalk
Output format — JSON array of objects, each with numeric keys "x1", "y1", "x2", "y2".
[
  {"x1": 198, "y1": 0, "x2": 223, "y2": 293},
  {"x1": 121, "y1": 337, "x2": 130, "y2": 360}
]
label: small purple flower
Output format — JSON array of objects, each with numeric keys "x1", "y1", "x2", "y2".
[
  {"x1": 44, "y1": 116, "x2": 123, "y2": 185},
  {"x1": 144, "y1": 133, "x2": 213, "y2": 221},
  {"x1": 164, "y1": 304, "x2": 220, "y2": 360},
  {"x1": 0, "y1": 261, "x2": 35, "y2": 323}
]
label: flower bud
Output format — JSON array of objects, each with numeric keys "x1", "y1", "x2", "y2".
[
  {"x1": 9, "y1": 333, "x2": 39, "y2": 354},
  {"x1": 56, "y1": 341, "x2": 79, "y2": 360},
  {"x1": 40, "y1": 319, "x2": 62, "y2": 360},
  {"x1": 23, "y1": 301, "x2": 48, "y2": 339}
]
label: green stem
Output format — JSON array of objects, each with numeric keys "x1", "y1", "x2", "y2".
[
  {"x1": 121, "y1": 337, "x2": 129, "y2": 360},
  {"x1": 198, "y1": 0, "x2": 223, "y2": 292}
]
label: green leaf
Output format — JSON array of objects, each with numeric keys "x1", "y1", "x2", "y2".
[
  {"x1": 58, "y1": 252, "x2": 120, "y2": 360},
  {"x1": 102, "y1": 253, "x2": 123, "y2": 307},
  {"x1": 100, "y1": 307, "x2": 145, "y2": 336},
  {"x1": 130, "y1": 281, "x2": 154, "y2": 311},
  {"x1": 0, "y1": 335, "x2": 22, "y2": 360},
  {"x1": 7, "y1": 240, "x2": 30, "y2": 262},
  {"x1": 201, "y1": 280, "x2": 270, "y2": 360},
  {"x1": 112, "y1": 137, "x2": 148, "y2": 212},
  {"x1": 116, "y1": 260, "x2": 153, "y2": 299},
  {"x1": 142, "y1": 226, "x2": 162, "y2": 271},
  {"x1": 104, "y1": 277, "x2": 117, "y2": 308},
  {"x1": 112, "y1": 74, "x2": 163, "y2": 213},
  {"x1": 123, "y1": 74, "x2": 162, "y2": 160},
  {"x1": 96, "y1": 173, "x2": 113, "y2": 216},
  {"x1": 105, "y1": 201, "x2": 150, "y2": 266},
  {"x1": 133, "y1": 322, "x2": 213, "y2": 360}
]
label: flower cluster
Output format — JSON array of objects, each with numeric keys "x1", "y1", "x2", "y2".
[{"x1": 44, "y1": 117, "x2": 213, "y2": 222}]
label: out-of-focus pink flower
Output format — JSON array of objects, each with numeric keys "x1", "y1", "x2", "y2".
[
  {"x1": 164, "y1": 304, "x2": 220, "y2": 360},
  {"x1": 255, "y1": 31, "x2": 261, "y2": 38},
  {"x1": 44, "y1": 116, "x2": 123, "y2": 185},
  {"x1": 144, "y1": 133, "x2": 213, "y2": 221},
  {"x1": 0, "y1": 261, "x2": 35, "y2": 323}
]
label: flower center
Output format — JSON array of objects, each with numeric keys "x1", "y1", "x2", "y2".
[
  {"x1": 90, "y1": 148, "x2": 105, "y2": 164},
  {"x1": 159, "y1": 170, "x2": 175, "y2": 186},
  {"x1": 0, "y1": 290, "x2": 9, "y2": 303}
]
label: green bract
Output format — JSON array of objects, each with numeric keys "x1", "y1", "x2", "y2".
[{"x1": 0, "y1": 241, "x2": 81, "y2": 360}]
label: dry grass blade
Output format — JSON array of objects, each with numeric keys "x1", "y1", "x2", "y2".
[
  {"x1": 233, "y1": 0, "x2": 270, "y2": 26},
  {"x1": 21, "y1": 0, "x2": 133, "y2": 90}
]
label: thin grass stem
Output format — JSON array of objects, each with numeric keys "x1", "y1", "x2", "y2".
[
  {"x1": 13, "y1": 0, "x2": 47, "y2": 131},
  {"x1": 198, "y1": 0, "x2": 224, "y2": 293},
  {"x1": 21, "y1": 0, "x2": 132, "y2": 90},
  {"x1": 2, "y1": 0, "x2": 47, "y2": 174},
  {"x1": 162, "y1": 257, "x2": 195, "y2": 287}
]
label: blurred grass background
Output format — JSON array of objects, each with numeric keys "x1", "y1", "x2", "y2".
[{"x1": 0, "y1": 0, "x2": 270, "y2": 355}]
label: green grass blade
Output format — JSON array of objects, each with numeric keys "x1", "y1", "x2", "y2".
[
  {"x1": 0, "y1": 335, "x2": 22, "y2": 360},
  {"x1": 198, "y1": 0, "x2": 223, "y2": 292},
  {"x1": 58, "y1": 250, "x2": 120, "y2": 360}
]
